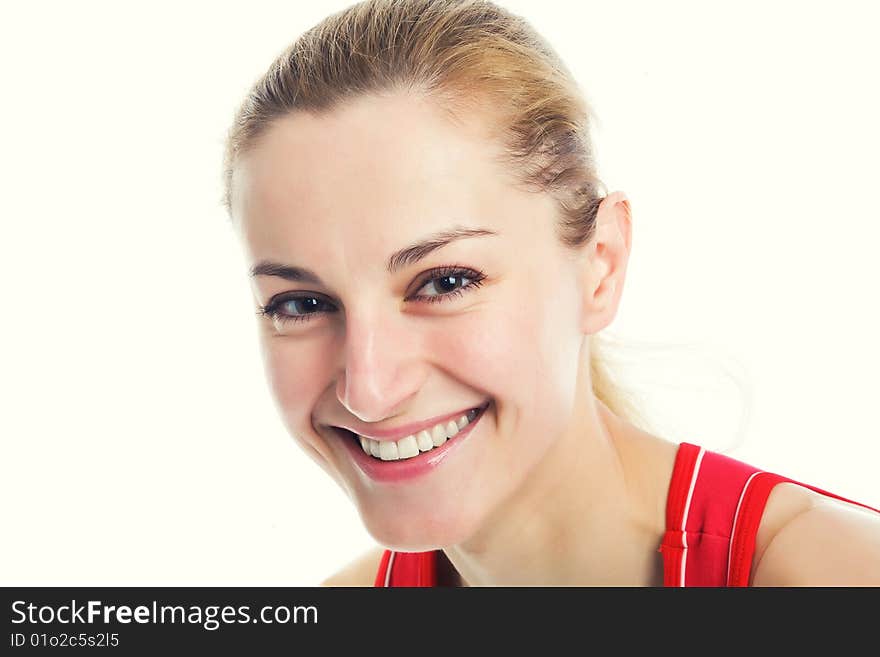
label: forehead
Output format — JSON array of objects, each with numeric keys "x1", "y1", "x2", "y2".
[{"x1": 231, "y1": 91, "x2": 549, "y2": 263}]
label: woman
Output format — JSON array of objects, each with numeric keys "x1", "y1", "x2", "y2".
[{"x1": 221, "y1": 0, "x2": 880, "y2": 586}]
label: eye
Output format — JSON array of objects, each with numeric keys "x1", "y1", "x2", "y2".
[
  {"x1": 256, "y1": 265, "x2": 487, "y2": 326},
  {"x1": 256, "y1": 296, "x2": 335, "y2": 326},
  {"x1": 407, "y1": 266, "x2": 487, "y2": 304}
]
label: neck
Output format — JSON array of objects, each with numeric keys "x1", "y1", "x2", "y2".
[{"x1": 442, "y1": 345, "x2": 677, "y2": 586}]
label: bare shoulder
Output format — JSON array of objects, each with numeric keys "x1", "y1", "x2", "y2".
[
  {"x1": 320, "y1": 546, "x2": 387, "y2": 587},
  {"x1": 751, "y1": 483, "x2": 880, "y2": 586}
]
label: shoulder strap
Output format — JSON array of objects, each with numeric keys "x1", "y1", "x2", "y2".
[
  {"x1": 726, "y1": 473, "x2": 880, "y2": 586},
  {"x1": 658, "y1": 442, "x2": 706, "y2": 586},
  {"x1": 660, "y1": 442, "x2": 767, "y2": 586},
  {"x1": 374, "y1": 549, "x2": 438, "y2": 587},
  {"x1": 374, "y1": 549, "x2": 394, "y2": 587}
]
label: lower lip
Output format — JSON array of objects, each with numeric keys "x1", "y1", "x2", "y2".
[{"x1": 334, "y1": 403, "x2": 490, "y2": 484}]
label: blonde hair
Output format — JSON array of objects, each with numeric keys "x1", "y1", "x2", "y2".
[{"x1": 222, "y1": 0, "x2": 656, "y2": 432}]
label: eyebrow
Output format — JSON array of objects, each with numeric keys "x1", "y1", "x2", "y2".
[{"x1": 250, "y1": 226, "x2": 498, "y2": 283}]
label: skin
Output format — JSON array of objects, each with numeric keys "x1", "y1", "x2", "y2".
[{"x1": 230, "y1": 90, "x2": 880, "y2": 586}]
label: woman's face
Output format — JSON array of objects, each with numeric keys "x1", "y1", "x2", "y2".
[{"x1": 231, "y1": 92, "x2": 591, "y2": 550}]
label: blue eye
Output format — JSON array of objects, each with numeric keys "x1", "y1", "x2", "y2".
[{"x1": 256, "y1": 265, "x2": 486, "y2": 326}]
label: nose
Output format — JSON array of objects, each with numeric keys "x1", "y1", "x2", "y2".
[{"x1": 335, "y1": 306, "x2": 422, "y2": 423}]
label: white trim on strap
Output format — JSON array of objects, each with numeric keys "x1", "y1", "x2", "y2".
[
  {"x1": 679, "y1": 446, "x2": 705, "y2": 587},
  {"x1": 383, "y1": 551, "x2": 396, "y2": 587},
  {"x1": 725, "y1": 470, "x2": 763, "y2": 586}
]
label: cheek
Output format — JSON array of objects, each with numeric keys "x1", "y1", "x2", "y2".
[
  {"x1": 462, "y1": 274, "x2": 582, "y2": 446},
  {"x1": 431, "y1": 310, "x2": 511, "y2": 391},
  {"x1": 453, "y1": 276, "x2": 581, "y2": 405},
  {"x1": 259, "y1": 332, "x2": 348, "y2": 485},
  {"x1": 260, "y1": 332, "x2": 332, "y2": 425}
]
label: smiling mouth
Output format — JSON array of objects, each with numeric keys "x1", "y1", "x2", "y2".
[{"x1": 335, "y1": 402, "x2": 490, "y2": 461}]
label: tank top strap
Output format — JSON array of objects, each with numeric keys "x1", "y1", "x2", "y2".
[
  {"x1": 374, "y1": 549, "x2": 393, "y2": 587},
  {"x1": 659, "y1": 442, "x2": 708, "y2": 586},
  {"x1": 726, "y1": 472, "x2": 880, "y2": 586},
  {"x1": 374, "y1": 549, "x2": 437, "y2": 586},
  {"x1": 659, "y1": 442, "x2": 764, "y2": 586}
]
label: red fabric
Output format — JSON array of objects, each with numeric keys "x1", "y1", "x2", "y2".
[
  {"x1": 659, "y1": 443, "x2": 769, "y2": 586},
  {"x1": 658, "y1": 441, "x2": 705, "y2": 586},
  {"x1": 374, "y1": 442, "x2": 880, "y2": 586},
  {"x1": 374, "y1": 548, "x2": 437, "y2": 587},
  {"x1": 373, "y1": 549, "x2": 393, "y2": 587}
]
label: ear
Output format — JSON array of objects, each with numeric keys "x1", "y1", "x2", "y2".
[{"x1": 578, "y1": 191, "x2": 632, "y2": 335}]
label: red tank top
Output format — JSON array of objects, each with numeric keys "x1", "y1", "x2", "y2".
[{"x1": 374, "y1": 441, "x2": 880, "y2": 586}]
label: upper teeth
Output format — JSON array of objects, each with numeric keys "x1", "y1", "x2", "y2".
[{"x1": 357, "y1": 407, "x2": 481, "y2": 461}]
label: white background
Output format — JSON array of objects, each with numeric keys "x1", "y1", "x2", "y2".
[{"x1": 1, "y1": 0, "x2": 878, "y2": 586}]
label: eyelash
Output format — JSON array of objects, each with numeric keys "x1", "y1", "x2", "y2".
[{"x1": 256, "y1": 265, "x2": 487, "y2": 326}]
